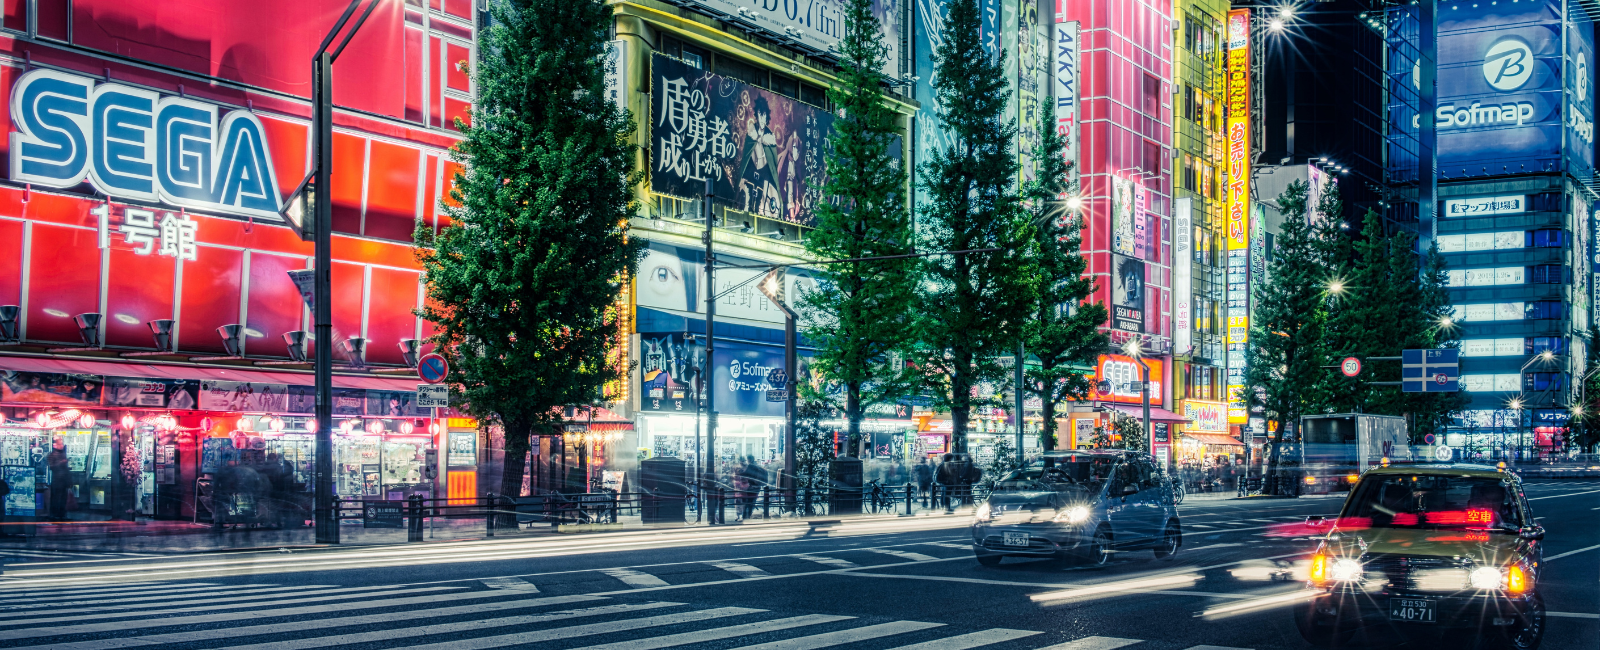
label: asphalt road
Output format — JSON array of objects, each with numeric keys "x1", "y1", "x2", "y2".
[{"x1": 0, "y1": 480, "x2": 1595, "y2": 650}]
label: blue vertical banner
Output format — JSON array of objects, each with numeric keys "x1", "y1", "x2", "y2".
[
  {"x1": 1565, "y1": 4, "x2": 1596, "y2": 180},
  {"x1": 914, "y1": 0, "x2": 953, "y2": 174}
]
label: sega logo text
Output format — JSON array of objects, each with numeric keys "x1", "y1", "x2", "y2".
[{"x1": 10, "y1": 68, "x2": 284, "y2": 220}]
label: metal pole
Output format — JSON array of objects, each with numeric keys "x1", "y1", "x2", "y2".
[
  {"x1": 784, "y1": 312, "x2": 797, "y2": 489},
  {"x1": 312, "y1": 52, "x2": 337, "y2": 545},
  {"x1": 1014, "y1": 343, "x2": 1024, "y2": 468},
  {"x1": 1140, "y1": 360, "x2": 1152, "y2": 456},
  {"x1": 702, "y1": 178, "x2": 717, "y2": 518}
]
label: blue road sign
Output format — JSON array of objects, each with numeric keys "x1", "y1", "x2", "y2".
[{"x1": 1402, "y1": 348, "x2": 1460, "y2": 393}]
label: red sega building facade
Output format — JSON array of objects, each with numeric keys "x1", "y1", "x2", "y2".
[{"x1": 0, "y1": 0, "x2": 478, "y2": 529}]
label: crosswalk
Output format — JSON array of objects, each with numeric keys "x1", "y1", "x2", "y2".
[
  {"x1": 0, "y1": 548, "x2": 153, "y2": 563},
  {"x1": 0, "y1": 579, "x2": 1276, "y2": 650}
]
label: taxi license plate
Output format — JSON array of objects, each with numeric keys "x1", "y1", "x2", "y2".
[
  {"x1": 1389, "y1": 598, "x2": 1437, "y2": 623},
  {"x1": 1002, "y1": 532, "x2": 1029, "y2": 547}
]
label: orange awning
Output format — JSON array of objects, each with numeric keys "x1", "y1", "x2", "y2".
[{"x1": 1184, "y1": 433, "x2": 1243, "y2": 446}]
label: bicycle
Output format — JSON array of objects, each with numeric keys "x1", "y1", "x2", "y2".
[
  {"x1": 1168, "y1": 475, "x2": 1186, "y2": 505},
  {"x1": 864, "y1": 480, "x2": 886, "y2": 514}
]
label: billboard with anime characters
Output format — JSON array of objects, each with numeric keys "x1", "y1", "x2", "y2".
[{"x1": 651, "y1": 53, "x2": 835, "y2": 227}]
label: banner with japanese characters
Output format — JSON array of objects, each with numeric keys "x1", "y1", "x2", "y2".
[{"x1": 651, "y1": 53, "x2": 834, "y2": 227}]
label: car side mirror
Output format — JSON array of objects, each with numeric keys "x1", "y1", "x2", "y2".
[
  {"x1": 1122, "y1": 484, "x2": 1138, "y2": 496},
  {"x1": 1520, "y1": 525, "x2": 1545, "y2": 541}
]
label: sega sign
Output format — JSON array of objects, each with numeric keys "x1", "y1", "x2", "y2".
[{"x1": 10, "y1": 68, "x2": 284, "y2": 220}]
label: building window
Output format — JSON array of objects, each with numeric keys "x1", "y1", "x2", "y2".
[
  {"x1": 769, "y1": 72, "x2": 799, "y2": 98},
  {"x1": 659, "y1": 36, "x2": 707, "y2": 69},
  {"x1": 1142, "y1": 139, "x2": 1162, "y2": 177},
  {"x1": 1142, "y1": 73, "x2": 1161, "y2": 118},
  {"x1": 1523, "y1": 372, "x2": 1565, "y2": 392},
  {"x1": 1528, "y1": 192, "x2": 1562, "y2": 212},
  {"x1": 1182, "y1": 155, "x2": 1197, "y2": 192},
  {"x1": 1526, "y1": 337, "x2": 1567, "y2": 355},
  {"x1": 716, "y1": 55, "x2": 766, "y2": 88},
  {"x1": 1528, "y1": 264, "x2": 1564, "y2": 284},
  {"x1": 800, "y1": 83, "x2": 828, "y2": 109},
  {"x1": 1524, "y1": 301, "x2": 1563, "y2": 320},
  {"x1": 1528, "y1": 229, "x2": 1565, "y2": 248}
]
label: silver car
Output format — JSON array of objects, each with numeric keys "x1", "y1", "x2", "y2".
[{"x1": 971, "y1": 450, "x2": 1182, "y2": 566}]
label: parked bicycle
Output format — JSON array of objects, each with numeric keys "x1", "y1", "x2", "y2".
[{"x1": 864, "y1": 479, "x2": 887, "y2": 514}]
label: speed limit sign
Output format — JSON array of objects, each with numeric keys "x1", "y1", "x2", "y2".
[{"x1": 1340, "y1": 357, "x2": 1362, "y2": 378}]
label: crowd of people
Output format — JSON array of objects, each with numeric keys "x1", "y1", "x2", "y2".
[{"x1": 1176, "y1": 455, "x2": 1245, "y2": 493}]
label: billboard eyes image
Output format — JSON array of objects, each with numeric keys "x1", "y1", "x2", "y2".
[
  {"x1": 651, "y1": 54, "x2": 834, "y2": 227},
  {"x1": 1112, "y1": 255, "x2": 1145, "y2": 333}
]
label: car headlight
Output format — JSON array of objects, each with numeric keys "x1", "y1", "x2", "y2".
[
  {"x1": 974, "y1": 502, "x2": 992, "y2": 522},
  {"x1": 1330, "y1": 559, "x2": 1364, "y2": 582},
  {"x1": 1053, "y1": 505, "x2": 1090, "y2": 524},
  {"x1": 1470, "y1": 567, "x2": 1504, "y2": 590}
]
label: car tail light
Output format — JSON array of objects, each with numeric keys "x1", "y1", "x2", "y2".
[
  {"x1": 1310, "y1": 554, "x2": 1329, "y2": 585},
  {"x1": 1507, "y1": 565, "x2": 1528, "y2": 593}
]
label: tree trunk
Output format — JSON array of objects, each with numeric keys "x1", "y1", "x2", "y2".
[
  {"x1": 847, "y1": 381, "x2": 862, "y2": 458},
  {"x1": 498, "y1": 417, "x2": 532, "y2": 528},
  {"x1": 1264, "y1": 414, "x2": 1287, "y2": 495},
  {"x1": 951, "y1": 356, "x2": 971, "y2": 454}
]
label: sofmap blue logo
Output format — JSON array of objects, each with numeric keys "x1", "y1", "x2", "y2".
[{"x1": 9, "y1": 68, "x2": 284, "y2": 220}]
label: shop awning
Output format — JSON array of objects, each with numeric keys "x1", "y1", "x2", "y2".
[
  {"x1": 0, "y1": 354, "x2": 423, "y2": 392},
  {"x1": 1105, "y1": 404, "x2": 1189, "y2": 423},
  {"x1": 1183, "y1": 433, "x2": 1244, "y2": 446}
]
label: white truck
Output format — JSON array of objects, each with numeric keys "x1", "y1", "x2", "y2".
[{"x1": 1294, "y1": 414, "x2": 1412, "y2": 494}]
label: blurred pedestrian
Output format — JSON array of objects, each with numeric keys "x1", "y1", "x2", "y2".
[
  {"x1": 912, "y1": 457, "x2": 933, "y2": 506},
  {"x1": 46, "y1": 441, "x2": 69, "y2": 522}
]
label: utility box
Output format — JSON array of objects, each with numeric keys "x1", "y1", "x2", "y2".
[
  {"x1": 829, "y1": 457, "x2": 863, "y2": 515},
  {"x1": 639, "y1": 457, "x2": 687, "y2": 523}
]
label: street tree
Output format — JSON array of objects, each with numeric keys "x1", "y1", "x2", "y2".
[
  {"x1": 415, "y1": 0, "x2": 641, "y2": 501},
  {"x1": 1243, "y1": 180, "x2": 1331, "y2": 494},
  {"x1": 912, "y1": 0, "x2": 1037, "y2": 454},
  {"x1": 801, "y1": 0, "x2": 918, "y2": 456},
  {"x1": 1018, "y1": 115, "x2": 1107, "y2": 450}
]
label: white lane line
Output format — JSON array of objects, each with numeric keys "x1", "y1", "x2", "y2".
[
  {"x1": 0, "y1": 585, "x2": 412, "y2": 626},
  {"x1": 481, "y1": 577, "x2": 539, "y2": 591},
  {"x1": 922, "y1": 542, "x2": 972, "y2": 549},
  {"x1": 0, "y1": 584, "x2": 320, "y2": 611},
  {"x1": 707, "y1": 561, "x2": 771, "y2": 579},
  {"x1": 1188, "y1": 524, "x2": 1216, "y2": 529},
  {"x1": 732, "y1": 621, "x2": 945, "y2": 650},
  {"x1": 601, "y1": 567, "x2": 671, "y2": 588},
  {"x1": 1548, "y1": 612, "x2": 1600, "y2": 619},
  {"x1": 880, "y1": 628, "x2": 1042, "y2": 650},
  {"x1": 569, "y1": 613, "x2": 855, "y2": 650},
  {"x1": 1528, "y1": 488, "x2": 1600, "y2": 500},
  {"x1": 387, "y1": 607, "x2": 766, "y2": 650},
  {"x1": 1186, "y1": 544, "x2": 1244, "y2": 552},
  {"x1": 868, "y1": 549, "x2": 938, "y2": 562},
  {"x1": 0, "y1": 586, "x2": 476, "y2": 641},
  {"x1": 19, "y1": 594, "x2": 609, "y2": 650},
  {"x1": 1545, "y1": 544, "x2": 1600, "y2": 562},
  {"x1": 1031, "y1": 636, "x2": 1143, "y2": 650},
  {"x1": 795, "y1": 555, "x2": 859, "y2": 569},
  {"x1": 206, "y1": 602, "x2": 681, "y2": 650},
  {"x1": 1183, "y1": 646, "x2": 1252, "y2": 650}
]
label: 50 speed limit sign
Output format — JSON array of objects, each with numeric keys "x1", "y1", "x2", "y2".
[{"x1": 1340, "y1": 357, "x2": 1362, "y2": 378}]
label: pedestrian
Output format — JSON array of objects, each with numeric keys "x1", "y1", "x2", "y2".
[
  {"x1": 46, "y1": 441, "x2": 70, "y2": 522},
  {"x1": 744, "y1": 455, "x2": 768, "y2": 518},
  {"x1": 731, "y1": 457, "x2": 750, "y2": 521},
  {"x1": 0, "y1": 473, "x2": 10, "y2": 537},
  {"x1": 912, "y1": 457, "x2": 933, "y2": 507}
]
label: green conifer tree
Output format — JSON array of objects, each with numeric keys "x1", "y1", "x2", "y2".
[
  {"x1": 802, "y1": 0, "x2": 917, "y2": 454},
  {"x1": 415, "y1": 0, "x2": 641, "y2": 500},
  {"x1": 1019, "y1": 116, "x2": 1106, "y2": 450},
  {"x1": 913, "y1": 0, "x2": 1037, "y2": 454},
  {"x1": 1244, "y1": 181, "x2": 1330, "y2": 494}
]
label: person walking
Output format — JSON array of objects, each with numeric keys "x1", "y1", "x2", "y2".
[
  {"x1": 45, "y1": 441, "x2": 70, "y2": 522},
  {"x1": 743, "y1": 455, "x2": 768, "y2": 519},
  {"x1": 912, "y1": 457, "x2": 933, "y2": 507}
]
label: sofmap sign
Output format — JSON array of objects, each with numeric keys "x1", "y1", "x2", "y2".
[
  {"x1": 1444, "y1": 195, "x2": 1525, "y2": 217},
  {"x1": 10, "y1": 68, "x2": 284, "y2": 220}
]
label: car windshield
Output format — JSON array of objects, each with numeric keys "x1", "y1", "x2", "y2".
[
  {"x1": 1340, "y1": 474, "x2": 1523, "y2": 531},
  {"x1": 993, "y1": 457, "x2": 1115, "y2": 491}
]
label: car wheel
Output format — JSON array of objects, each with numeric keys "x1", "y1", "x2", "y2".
[
  {"x1": 1084, "y1": 527, "x2": 1113, "y2": 566},
  {"x1": 1153, "y1": 522, "x2": 1180, "y2": 560},
  {"x1": 1295, "y1": 601, "x2": 1352, "y2": 648},
  {"x1": 975, "y1": 551, "x2": 1003, "y2": 567},
  {"x1": 1489, "y1": 595, "x2": 1546, "y2": 650}
]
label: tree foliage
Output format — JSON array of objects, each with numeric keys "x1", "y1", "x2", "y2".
[
  {"x1": 415, "y1": 0, "x2": 641, "y2": 499},
  {"x1": 801, "y1": 0, "x2": 917, "y2": 454},
  {"x1": 912, "y1": 0, "x2": 1036, "y2": 453},
  {"x1": 1019, "y1": 113, "x2": 1107, "y2": 450}
]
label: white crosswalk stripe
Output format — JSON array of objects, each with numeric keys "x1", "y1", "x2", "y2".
[
  {"x1": 796, "y1": 554, "x2": 858, "y2": 569},
  {"x1": 0, "y1": 582, "x2": 202, "y2": 602},
  {"x1": 601, "y1": 567, "x2": 671, "y2": 588},
  {"x1": 732, "y1": 620, "x2": 945, "y2": 649},
  {"x1": 707, "y1": 561, "x2": 771, "y2": 578},
  {"x1": 867, "y1": 548, "x2": 938, "y2": 562},
  {"x1": 922, "y1": 542, "x2": 972, "y2": 550},
  {"x1": 1035, "y1": 637, "x2": 1143, "y2": 650},
  {"x1": 0, "y1": 583, "x2": 310, "y2": 609},
  {"x1": 569, "y1": 613, "x2": 854, "y2": 650},
  {"x1": 481, "y1": 577, "x2": 539, "y2": 591},
  {"x1": 0, "y1": 578, "x2": 1268, "y2": 650}
]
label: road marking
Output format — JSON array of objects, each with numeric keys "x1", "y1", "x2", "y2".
[
  {"x1": 880, "y1": 628, "x2": 1042, "y2": 650},
  {"x1": 868, "y1": 549, "x2": 938, "y2": 562},
  {"x1": 1188, "y1": 524, "x2": 1216, "y2": 529},
  {"x1": 1528, "y1": 488, "x2": 1600, "y2": 500},
  {"x1": 481, "y1": 577, "x2": 539, "y2": 591},
  {"x1": 0, "y1": 583, "x2": 215, "y2": 603},
  {"x1": 204, "y1": 602, "x2": 681, "y2": 650},
  {"x1": 1033, "y1": 636, "x2": 1143, "y2": 650},
  {"x1": 0, "y1": 584, "x2": 340, "y2": 611},
  {"x1": 386, "y1": 607, "x2": 765, "y2": 650},
  {"x1": 0, "y1": 585, "x2": 419, "y2": 626},
  {"x1": 1544, "y1": 544, "x2": 1600, "y2": 562},
  {"x1": 0, "y1": 586, "x2": 478, "y2": 642},
  {"x1": 795, "y1": 555, "x2": 859, "y2": 569},
  {"x1": 601, "y1": 567, "x2": 671, "y2": 588},
  {"x1": 1548, "y1": 612, "x2": 1600, "y2": 619},
  {"x1": 706, "y1": 561, "x2": 771, "y2": 578},
  {"x1": 13, "y1": 594, "x2": 609, "y2": 650},
  {"x1": 1184, "y1": 646, "x2": 1252, "y2": 650},
  {"x1": 731, "y1": 620, "x2": 944, "y2": 650},
  {"x1": 569, "y1": 613, "x2": 854, "y2": 650},
  {"x1": 922, "y1": 542, "x2": 972, "y2": 549},
  {"x1": 1186, "y1": 544, "x2": 1244, "y2": 551}
]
